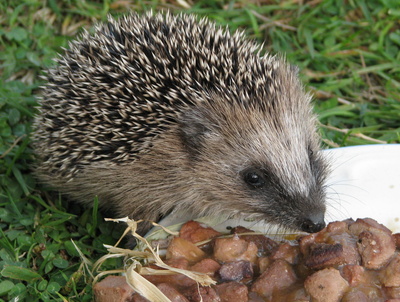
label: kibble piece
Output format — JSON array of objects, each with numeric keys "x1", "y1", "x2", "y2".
[
  {"x1": 93, "y1": 276, "x2": 135, "y2": 302},
  {"x1": 251, "y1": 259, "x2": 297, "y2": 298},
  {"x1": 215, "y1": 281, "x2": 249, "y2": 302},
  {"x1": 179, "y1": 220, "x2": 222, "y2": 243},
  {"x1": 190, "y1": 258, "x2": 221, "y2": 276},
  {"x1": 183, "y1": 285, "x2": 221, "y2": 302},
  {"x1": 380, "y1": 253, "x2": 400, "y2": 287},
  {"x1": 213, "y1": 235, "x2": 258, "y2": 264},
  {"x1": 166, "y1": 237, "x2": 205, "y2": 263},
  {"x1": 157, "y1": 283, "x2": 189, "y2": 302},
  {"x1": 218, "y1": 260, "x2": 253, "y2": 282},
  {"x1": 349, "y1": 218, "x2": 396, "y2": 269},
  {"x1": 304, "y1": 268, "x2": 349, "y2": 302}
]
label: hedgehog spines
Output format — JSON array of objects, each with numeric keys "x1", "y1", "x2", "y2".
[{"x1": 34, "y1": 11, "x2": 311, "y2": 180}]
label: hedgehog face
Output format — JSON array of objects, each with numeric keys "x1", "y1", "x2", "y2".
[{"x1": 179, "y1": 90, "x2": 328, "y2": 233}]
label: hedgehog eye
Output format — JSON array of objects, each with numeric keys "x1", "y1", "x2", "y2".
[{"x1": 243, "y1": 169, "x2": 265, "y2": 188}]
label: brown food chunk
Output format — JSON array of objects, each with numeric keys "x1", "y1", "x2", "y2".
[
  {"x1": 165, "y1": 257, "x2": 190, "y2": 270},
  {"x1": 299, "y1": 220, "x2": 360, "y2": 268},
  {"x1": 345, "y1": 286, "x2": 383, "y2": 301},
  {"x1": 298, "y1": 233, "x2": 317, "y2": 256},
  {"x1": 304, "y1": 268, "x2": 349, "y2": 302},
  {"x1": 247, "y1": 292, "x2": 265, "y2": 302},
  {"x1": 251, "y1": 259, "x2": 297, "y2": 298},
  {"x1": 277, "y1": 286, "x2": 310, "y2": 302},
  {"x1": 94, "y1": 275, "x2": 135, "y2": 302},
  {"x1": 218, "y1": 260, "x2": 253, "y2": 282},
  {"x1": 213, "y1": 234, "x2": 258, "y2": 264},
  {"x1": 341, "y1": 289, "x2": 369, "y2": 302},
  {"x1": 179, "y1": 220, "x2": 222, "y2": 243},
  {"x1": 350, "y1": 217, "x2": 394, "y2": 236},
  {"x1": 270, "y1": 242, "x2": 299, "y2": 264},
  {"x1": 215, "y1": 281, "x2": 249, "y2": 302},
  {"x1": 299, "y1": 220, "x2": 348, "y2": 254},
  {"x1": 349, "y1": 218, "x2": 396, "y2": 269},
  {"x1": 329, "y1": 231, "x2": 360, "y2": 266},
  {"x1": 183, "y1": 285, "x2": 221, "y2": 302},
  {"x1": 230, "y1": 226, "x2": 278, "y2": 255},
  {"x1": 304, "y1": 243, "x2": 344, "y2": 269},
  {"x1": 393, "y1": 233, "x2": 400, "y2": 249},
  {"x1": 380, "y1": 253, "x2": 400, "y2": 287},
  {"x1": 341, "y1": 264, "x2": 368, "y2": 286},
  {"x1": 257, "y1": 257, "x2": 270, "y2": 274},
  {"x1": 166, "y1": 237, "x2": 205, "y2": 263},
  {"x1": 190, "y1": 258, "x2": 221, "y2": 277},
  {"x1": 131, "y1": 293, "x2": 150, "y2": 302},
  {"x1": 157, "y1": 283, "x2": 189, "y2": 302},
  {"x1": 385, "y1": 286, "x2": 400, "y2": 299}
]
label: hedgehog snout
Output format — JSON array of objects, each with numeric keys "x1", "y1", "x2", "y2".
[{"x1": 299, "y1": 212, "x2": 326, "y2": 233}]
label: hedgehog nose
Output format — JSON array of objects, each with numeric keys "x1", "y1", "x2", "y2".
[{"x1": 300, "y1": 215, "x2": 326, "y2": 233}]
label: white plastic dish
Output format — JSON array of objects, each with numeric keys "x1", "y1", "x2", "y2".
[
  {"x1": 324, "y1": 144, "x2": 400, "y2": 232},
  {"x1": 156, "y1": 144, "x2": 400, "y2": 234}
]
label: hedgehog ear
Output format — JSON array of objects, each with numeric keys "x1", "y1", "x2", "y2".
[{"x1": 179, "y1": 108, "x2": 212, "y2": 156}]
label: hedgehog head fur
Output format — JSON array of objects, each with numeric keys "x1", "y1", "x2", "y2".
[{"x1": 33, "y1": 11, "x2": 329, "y2": 234}]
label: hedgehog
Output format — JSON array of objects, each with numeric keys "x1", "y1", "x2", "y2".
[{"x1": 32, "y1": 11, "x2": 329, "y2": 234}]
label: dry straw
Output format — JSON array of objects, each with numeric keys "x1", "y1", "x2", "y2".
[{"x1": 87, "y1": 217, "x2": 216, "y2": 302}]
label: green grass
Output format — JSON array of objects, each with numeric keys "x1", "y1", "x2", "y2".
[{"x1": 0, "y1": 0, "x2": 399, "y2": 301}]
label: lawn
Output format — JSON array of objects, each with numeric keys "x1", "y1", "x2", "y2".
[{"x1": 0, "y1": 0, "x2": 399, "y2": 301}]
